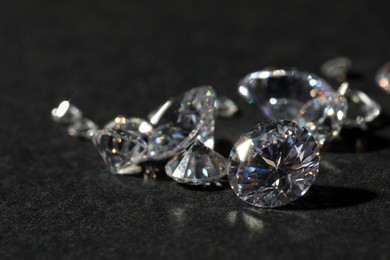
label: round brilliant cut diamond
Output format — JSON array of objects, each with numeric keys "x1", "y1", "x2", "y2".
[{"x1": 228, "y1": 120, "x2": 320, "y2": 208}]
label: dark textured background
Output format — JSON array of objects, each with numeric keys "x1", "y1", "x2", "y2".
[{"x1": 1, "y1": 0, "x2": 390, "y2": 259}]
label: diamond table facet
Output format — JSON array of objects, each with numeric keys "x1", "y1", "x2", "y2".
[
  {"x1": 228, "y1": 120, "x2": 320, "y2": 208},
  {"x1": 166, "y1": 140, "x2": 228, "y2": 185}
]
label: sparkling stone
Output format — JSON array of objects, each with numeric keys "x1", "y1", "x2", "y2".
[
  {"x1": 67, "y1": 118, "x2": 98, "y2": 140},
  {"x1": 93, "y1": 129, "x2": 148, "y2": 174},
  {"x1": 238, "y1": 69, "x2": 347, "y2": 146},
  {"x1": 215, "y1": 96, "x2": 239, "y2": 118},
  {"x1": 105, "y1": 116, "x2": 153, "y2": 135},
  {"x1": 320, "y1": 57, "x2": 351, "y2": 81},
  {"x1": 228, "y1": 120, "x2": 320, "y2": 208},
  {"x1": 376, "y1": 62, "x2": 390, "y2": 93},
  {"x1": 147, "y1": 86, "x2": 217, "y2": 159},
  {"x1": 165, "y1": 140, "x2": 228, "y2": 185},
  {"x1": 51, "y1": 101, "x2": 82, "y2": 124},
  {"x1": 338, "y1": 82, "x2": 381, "y2": 128}
]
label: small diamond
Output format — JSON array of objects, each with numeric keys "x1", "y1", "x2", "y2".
[
  {"x1": 238, "y1": 69, "x2": 347, "y2": 146},
  {"x1": 165, "y1": 140, "x2": 228, "y2": 185},
  {"x1": 68, "y1": 118, "x2": 98, "y2": 140},
  {"x1": 297, "y1": 94, "x2": 347, "y2": 146},
  {"x1": 376, "y1": 62, "x2": 390, "y2": 93},
  {"x1": 338, "y1": 82, "x2": 381, "y2": 128},
  {"x1": 147, "y1": 86, "x2": 217, "y2": 159},
  {"x1": 51, "y1": 101, "x2": 82, "y2": 124},
  {"x1": 228, "y1": 120, "x2": 320, "y2": 208},
  {"x1": 320, "y1": 57, "x2": 352, "y2": 80},
  {"x1": 215, "y1": 96, "x2": 239, "y2": 118},
  {"x1": 93, "y1": 129, "x2": 148, "y2": 174},
  {"x1": 105, "y1": 116, "x2": 153, "y2": 135}
]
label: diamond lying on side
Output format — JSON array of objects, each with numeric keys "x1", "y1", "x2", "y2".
[{"x1": 165, "y1": 140, "x2": 228, "y2": 185}]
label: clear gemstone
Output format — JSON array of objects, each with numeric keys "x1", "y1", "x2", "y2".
[
  {"x1": 238, "y1": 69, "x2": 347, "y2": 146},
  {"x1": 376, "y1": 62, "x2": 390, "y2": 93},
  {"x1": 320, "y1": 57, "x2": 351, "y2": 81},
  {"x1": 179, "y1": 86, "x2": 216, "y2": 148},
  {"x1": 165, "y1": 140, "x2": 227, "y2": 185},
  {"x1": 105, "y1": 116, "x2": 153, "y2": 135},
  {"x1": 215, "y1": 96, "x2": 239, "y2": 118},
  {"x1": 338, "y1": 82, "x2": 381, "y2": 128},
  {"x1": 51, "y1": 101, "x2": 82, "y2": 124},
  {"x1": 147, "y1": 86, "x2": 217, "y2": 159},
  {"x1": 93, "y1": 129, "x2": 148, "y2": 174},
  {"x1": 68, "y1": 118, "x2": 98, "y2": 140},
  {"x1": 228, "y1": 120, "x2": 320, "y2": 208}
]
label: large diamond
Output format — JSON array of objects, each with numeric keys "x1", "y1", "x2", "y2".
[
  {"x1": 165, "y1": 140, "x2": 227, "y2": 185},
  {"x1": 338, "y1": 82, "x2": 381, "y2": 128},
  {"x1": 148, "y1": 86, "x2": 217, "y2": 159},
  {"x1": 238, "y1": 69, "x2": 347, "y2": 146},
  {"x1": 93, "y1": 129, "x2": 148, "y2": 174},
  {"x1": 228, "y1": 120, "x2": 320, "y2": 208},
  {"x1": 376, "y1": 62, "x2": 390, "y2": 93}
]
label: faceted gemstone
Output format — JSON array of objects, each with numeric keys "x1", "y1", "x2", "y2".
[
  {"x1": 165, "y1": 140, "x2": 228, "y2": 185},
  {"x1": 105, "y1": 116, "x2": 153, "y2": 135},
  {"x1": 215, "y1": 96, "x2": 239, "y2": 118},
  {"x1": 179, "y1": 86, "x2": 216, "y2": 148},
  {"x1": 228, "y1": 120, "x2": 320, "y2": 208},
  {"x1": 93, "y1": 129, "x2": 148, "y2": 174},
  {"x1": 320, "y1": 57, "x2": 352, "y2": 81},
  {"x1": 297, "y1": 94, "x2": 347, "y2": 146},
  {"x1": 68, "y1": 118, "x2": 98, "y2": 140},
  {"x1": 148, "y1": 123, "x2": 201, "y2": 160},
  {"x1": 147, "y1": 86, "x2": 217, "y2": 159},
  {"x1": 376, "y1": 62, "x2": 390, "y2": 93},
  {"x1": 51, "y1": 101, "x2": 82, "y2": 124},
  {"x1": 338, "y1": 82, "x2": 381, "y2": 128},
  {"x1": 238, "y1": 69, "x2": 347, "y2": 146}
]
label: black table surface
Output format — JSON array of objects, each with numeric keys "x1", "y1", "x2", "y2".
[{"x1": 1, "y1": 0, "x2": 390, "y2": 259}]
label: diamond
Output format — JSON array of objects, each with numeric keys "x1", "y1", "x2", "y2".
[
  {"x1": 165, "y1": 140, "x2": 228, "y2": 185},
  {"x1": 147, "y1": 86, "x2": 217, "y2": 159},
  {"x1": 51, "y1": 101, "x2": 82, "y2": 124},
  {"x1": 93, "y1": 129, "x2": 148, "y2": 174},
  {"x1": 68, "y1": 118, "x2": 98, "y2": 140},
  {"x1": 238, "y1": 69, "x2": 347, "y2": 146},
  {"x1": 320, "y1": 57, "x2": 351, "y2": 81},
  {"x1": 376, "y1": 62, "x2": 390, "y2": 93},
  {"x1": 338, "y1": 82, "x2": 381, "y2": 128},
  {"x1": 215, "y1": 96, "x2": 239, "y2": 118},
  {"x1": 105, "y1": 116, "x2": 153, "y2": 135},
  {"x1": 228, "y1": 120, "x2": 320, "y2": 208}
]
